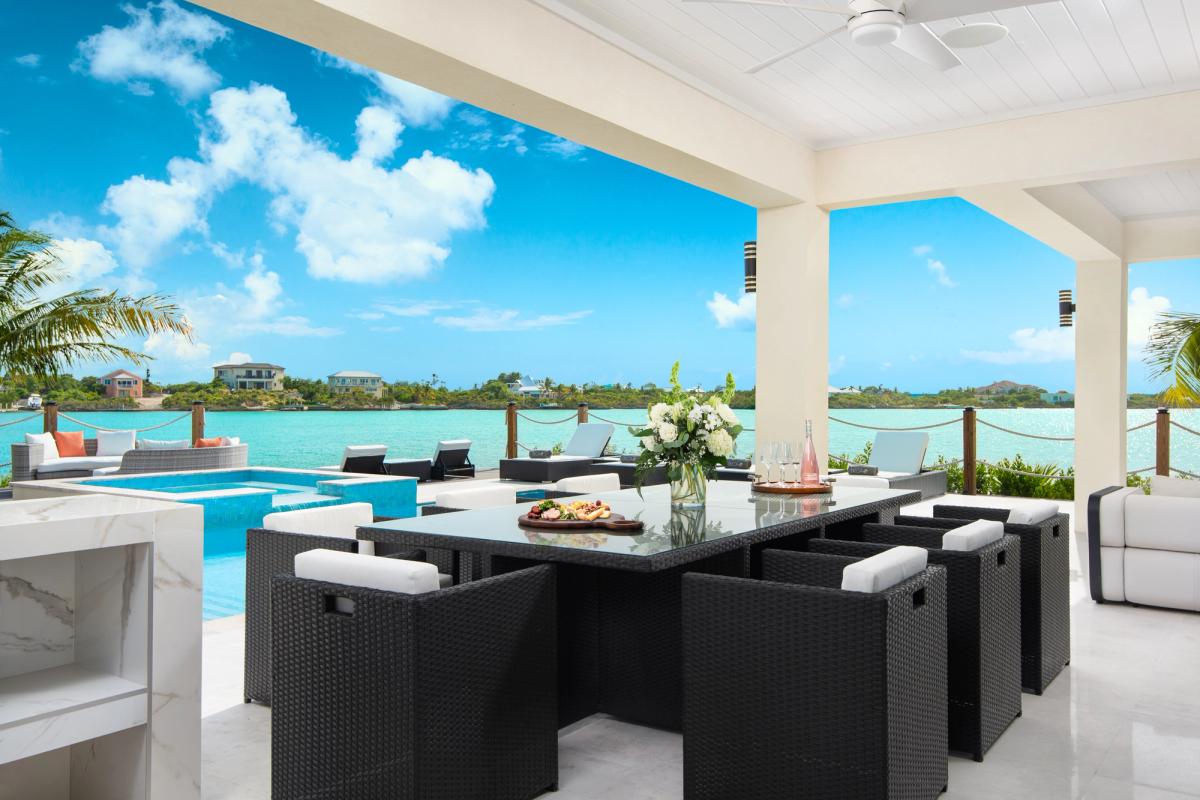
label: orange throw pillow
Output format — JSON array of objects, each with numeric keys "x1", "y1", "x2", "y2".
[
  {"x1": 194, "y1": 437, "x2": 223, "y2": 448},
  {"x1": 53, "y1": 431, "x2": 87, "y2": 457}
]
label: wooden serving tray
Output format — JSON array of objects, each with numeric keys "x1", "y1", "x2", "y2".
[
  {"x1": 751, "y1": 482, "x2": 833, "y2": 495},
  {"x1": 518, "y1": 513, "x2": 644, "y2": 532}
]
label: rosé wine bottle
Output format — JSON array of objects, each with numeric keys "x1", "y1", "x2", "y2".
[{"x1": 800, "y1": 419, "x2": 820, "y2": 486}]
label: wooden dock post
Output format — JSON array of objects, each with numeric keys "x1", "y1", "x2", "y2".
[
  {"x1": 962, "y1": 407, "x2": 977, "y2": 495},
  {"x1": 1156, "y1": 407, "x2": 1170, "y2": 477},
  {"x1": 191, "y1": 401, "x2": 205, "y2": 444},
  {"x1": 43, "y1": 401, "x2": 57, "y2": 434},
  {"x1": 577, "y1": 403, "x2": 589, "y2": 424},
  {"x1": 506, "y1": 401, "x2": 518, "y2": 459}
]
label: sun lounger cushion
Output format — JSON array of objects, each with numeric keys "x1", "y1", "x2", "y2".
[
  {"x1": 436, "y1": 485, "x2": 516, "y2": 509},
  {"x1": 941, "y1": 519, "x2": 1004, "y2": 551},
  {"x1": 556, "y1": 473, "x2": 621, "y2": 493},
  {"x1": 832, "y1": 475, "x2": 890, "y2": 490},
  {"x1": 1150, "y1": 475, "x2": 1200, "y2": 499},
  {"x1": 24, "y1": 432, "x2": 59, "y2": 460},
  {"x1": 432, "y1": 439, "x2": 471, "y2": 460},
  {"x1": 1005, "y1": 500, "x2": 1059, "y2": 525},
  {"x1": 841, "y1": 545, "x2": 928, "y2": 593},
  {"x1": 870, "y1": 431, "x2": 928, "y2": 475},
  {"x1": 96, "y1": 429, "x2": 136, "y2": 456},
  {"x1": 563, "y1": 423, "x2": 614, "y2": 458},
  {"x1": 295, "y1": 549, "x2": 440, "y2": 595}
]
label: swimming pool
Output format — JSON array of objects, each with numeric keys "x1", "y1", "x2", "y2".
[{"x1": 71, "y1": 468, "x2": 420, "y2": 619}]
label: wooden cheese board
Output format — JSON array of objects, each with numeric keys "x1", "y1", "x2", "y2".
[{"x1": 517, "y1": 513, "x2": 644, "y2": 532}]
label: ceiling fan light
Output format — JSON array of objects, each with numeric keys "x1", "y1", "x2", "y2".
[
  {"x1": 847, "y1": 10, "x2": 903, "y2": 46},
  {"x1": 939, "y1": 22, "x2": 1009, "y2": 49}
]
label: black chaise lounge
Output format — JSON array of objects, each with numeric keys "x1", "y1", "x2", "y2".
[{"x1": 385, "y1": 439, "x2": 476, "y2": 482}]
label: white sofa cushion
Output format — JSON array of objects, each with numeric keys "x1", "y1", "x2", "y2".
[
  {"x1": 295, "y1": 549, "x2": 440, "y2": 595},
  {"x1": 1099, "y1": 546, "x2": 1126, "y2": 602},
  {"x1": 436, "y1": 485, "x2": 516, "y2": 509},
  {"x1": 1005, "y1": 500, "x2": 1059, "y2": 525},
  {"x1": 942, "y1": 519, "x2": 1004, "y2": 551},
  {"x1": 556, "y1": 473, "x2": 620, "y2": 493},
  {"x1": 36, "y1": 455, "x2": 123, "y2": 474},
  {"x1": 25, "y1": 432, "x2": 59, "y2": 460},
  {"x1": 841, "y1": 546, "x2": 928, "y2": 593},
  {"x1": 1150, "y1": 475, "x2": 1200, "y2": 499},
  {"x1": 1098, "y1": 487, "x2": 1140, "y2": 548},
  {"x1": 1123, "y1": 548, "x2": 1200, "y2": 612},
  {"x1": 1124, "y1": 495, "x2": 1200, "y2": 554},
  {"x1": 264, "y1": 502, "x2": 375, "y2": 555},
  {"x1": 137, "y1": 438, "x2": 190, "y2": 450},
  {"x1": 96, "y1": 429, "x2": 136, "y2": 456}
]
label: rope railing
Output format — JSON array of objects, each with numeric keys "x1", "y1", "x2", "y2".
[
  {"x1": 0, "y1": 411, "x2": 43, "y2": 429},
  {"x1": 57, "y1": 410, "x2": 191, "y2": 434},
  {"x1": 976, "y1": 459, "x2": 1074, "y2": 480},
  {"x1": 1127, "y1": 420, "x2": 1156, "y2": 432},
  {"x1": 975, "y1": 418, "x2": 1075, "y2": 441},
  {"x1": 829, "y1": 415, "x2": 960, "y2": 432},
  {"x1": 1169, "y1": 419, "x2": 1200, "y2": 438},
  {"x1": 588, "y1": 412, "x2": 651, "y2": 427},
  {"x1": 515, "y1": 411, "x2": 578, "y2": 425}
]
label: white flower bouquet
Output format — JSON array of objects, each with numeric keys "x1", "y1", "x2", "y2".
[{"x1": 629, "y1": 362, "x2": 744, "y2": 506}]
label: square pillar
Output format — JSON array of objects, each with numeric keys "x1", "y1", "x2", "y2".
[
  {"x1": 755, "y1": 203, "x2": 830, "y2": 461},
  {"x1": 1074, "y1": 258, "x2": 1128, "y2": 526}
]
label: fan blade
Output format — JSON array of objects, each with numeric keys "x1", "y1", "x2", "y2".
[
  {"x1": 891, "y1": 23, "x2": 962, "y2": 70},
  {"x1": 682, "y1": 0, "x2": 853, "y2": 14},
  {"x1": 746, "y1": 26, "x2": 843, "y2": 73},
  {"x1": 904, "y1": 0, "x2": 1058, "y2": 24}
]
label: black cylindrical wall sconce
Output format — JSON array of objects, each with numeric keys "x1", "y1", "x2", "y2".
[
  {"x1": 744, "y1": 241, "x2": 757, "y2": 294},
  {"x1": 1059, "y1": 289, "x2": 1076, "y2": 327}
]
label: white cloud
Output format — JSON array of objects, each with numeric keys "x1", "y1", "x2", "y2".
[
  {"x1": 47, "y1": 238, "x2": 120, "y2": 293},
  {"x1": 144, "y1": 325, "x2": 211, "y2": 362},
  {"x1": 15, "y1": 54, "x2": 42, "y2": 68},
  {"x1": 322, "y1": 56, "x2": 455, "y2": 127},
  {"x1": 101, "y1": 84, "x2": 496, "y2": 283},
  {"x1": 913, "y1": 244, "x2": 933, "y2": 256},
  {"x1": 926, "y1": 258, "x2": 956, "y2": 287},
  {"x1": 836, "y1": 293, "x2": 854, "y2": 308},
  {"x1": 375, "y1": 301, "x2": 455, "y2": 317},
  {"x1": 222, "y1": 352, "x2": 252, "y2": 365},
  {"x1": 76, "y1": 0, "x2": 229, "y2": 100},
  {"x1": 434, "y1": 308, "x2": 591, "y2": 332},
  {"x1": 706, "y1": 292, "x2": 756, "y2": 329},
  {"x1": 539, "y1": 135, "x2": 585, "y2": 159},
  {"x1": 348, "y1": 311, "x2": 385, "y2": 320},
  {"x1": 354, "y1": 106, "x2": 404, "y2": 163},
  {"x1": 209, "y1": 241, "x2": 244, "y2": 267},
  {"x1": 961, "y1": 286, "x2": 1170, "y2": 365},
  {"x1": 32, "y1": 212, "x2": 90, "y2": 239},
  {"x1": 452, "y1": 120, "x2": 528, "y2": 155}
]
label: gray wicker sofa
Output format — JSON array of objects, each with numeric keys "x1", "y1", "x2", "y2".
[{"x1": 10, "y1": 440, "x2": 249, "y2": 482}]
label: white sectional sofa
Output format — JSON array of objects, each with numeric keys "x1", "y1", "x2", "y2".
[{"x1": 1088, "y1": 476, "x2": 1200, "y2": 612}]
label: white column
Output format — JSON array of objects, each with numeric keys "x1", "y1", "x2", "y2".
[
  {"x1": 1074, "y1": 258, "x2": 1128, "y2": 526},
  {"x1": 755, "y1": 203, "x2": 830, "y2": 462}
]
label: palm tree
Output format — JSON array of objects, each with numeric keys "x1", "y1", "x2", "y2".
[
  {"x1": 1145, "y1": 311, "x2": 1200, "y2": 406},
  {"x1": 0, "y1": 211, "x2": 191, "y2": 376}
]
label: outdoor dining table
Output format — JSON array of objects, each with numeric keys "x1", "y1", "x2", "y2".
[{"x1": 358, "y1": 481, "x2": 921, "y2": 731}]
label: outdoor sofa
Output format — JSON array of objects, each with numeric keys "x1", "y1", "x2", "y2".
[
  {"x1": 10, "y1": 434, "x2": 248, "y2": 482},
  {"x1": 499, "y1": 423, "x2": 614, "y2": 482},
  {"x1": 828, "y1": 430, "x2": 948, "y2": 499},
  {"x1": 1088, "y1": 476, "x2": 1200, "y2": 613}
]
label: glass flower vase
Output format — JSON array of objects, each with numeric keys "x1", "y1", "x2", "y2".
[{"x1": 670, "y1": 462, "x2": 708, "y2": 507}]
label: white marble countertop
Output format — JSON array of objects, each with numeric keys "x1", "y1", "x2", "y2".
[{"x1": 0, "y1": 495, "x2": 198, "y2": 561}]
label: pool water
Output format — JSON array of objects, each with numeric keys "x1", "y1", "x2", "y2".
[{"x1": 81, "y1": 468, "x2": 419, "y2": 620}]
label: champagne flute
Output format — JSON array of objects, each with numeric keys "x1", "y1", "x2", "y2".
[
  {"x1": 779, "y1": 441, "x2": 795, "y2": 484},
  {"x1": 791, "y1": 441, "x2": 804, "y2": 486},
  {"x1": 754, "y1": 443, "x2": 769, "y2": 484},
  {"x1": 765, "y1": 442, "x2": 779, "y2": 484}
]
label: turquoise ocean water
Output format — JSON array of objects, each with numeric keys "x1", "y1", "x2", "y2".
[{"x1": 3, "y1": 406, "x2": 1198, "y2": 474}]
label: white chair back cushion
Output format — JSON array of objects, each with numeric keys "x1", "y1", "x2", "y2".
[
  {"x1": 1097, "y1": 487, "x2": 1139, "y2": 548},
  {"x1": 564, "y1": 423, "x2": 614, "y2": 457},
  {"x1": 942, "y1": 519, "x2": 1004, "y2": 551},
  {"x1": 137, "y1": 438, "x2": 191, "y2": 450},
  {"x1": 1150, "y1": 475, "x2": 1200, "y2": 498},
  {"x1": 841, "y1": 546, "x2": 928, "y2": 593},
  {"x1": 96, "y1": 429, "x2": 136, "y2": 456},
  {"x1": 1124, "y1": 495, "x2": 1200, "y2": 554},
  {"x1": 342, "y1": 444, "x2": 386, "y2": 467},
  {"x1": 294, "y1": 549, "x2": 440, "y2": 595},
  {"x1": 1005, "y1": 500, "x2": 1059, "y2": 525},
  {"x1": 264, "y1": 502, "x2": 375, "y2": 555},
  {"x1": 432, "y1": 439, "x2": 472, "y2": 461},
  {"x1": 869, "y1": 431, "x2": 928, "y2": 475},
  {"x1": 25, "y1": 432, "x2": 59, "y2": 460},
  {"x1": 436, "y1": 485, "x2": 516, "y2": 509},
  {"x1": 555, "y1": 473, "x2": 620, "y2": 493}
]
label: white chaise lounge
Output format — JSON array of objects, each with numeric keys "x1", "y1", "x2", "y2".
[
  {"x1": 498, "y1": 423, "x2": 614, "y2": 483},
  {"x1": 830, "y1": 431, "x2": 948, "y2": 499}
]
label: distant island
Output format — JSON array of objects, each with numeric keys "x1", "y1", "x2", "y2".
[{"x1": 0, "y1": 371, "x2": 1173, "y2": 412}]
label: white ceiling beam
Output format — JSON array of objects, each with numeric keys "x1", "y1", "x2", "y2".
[
  {"x1": 1125, "y1": 215, "x2": 1200, "y2": 263},
  {"x1": 817, "y1": 90, "x2": 1200, "y2": 210},
  {"x1": 189, "y1": 0, "x2": 814, "y2": 208},
  {"x1": 962, "y1": 184, "x2": 1122, "y2": 262}
]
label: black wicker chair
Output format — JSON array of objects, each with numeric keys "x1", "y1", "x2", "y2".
[
  {"x1": 271, "y1": 564, "x2": 558, "y2": 800},
  {"x1": 682, "y1": 549, "x2": 948, "y2": 800},
  {"x1": 243, "y1": 526, "x2": 425, "y2": 705},
  {"x1": 895, "y1": 505, "x2": 1071, "y2": 694},
  {"x1": 811, "y1": 524, "x2": 1023, "y2": 761}
]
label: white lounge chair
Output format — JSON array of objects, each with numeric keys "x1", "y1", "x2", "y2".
[
  {"x1": 498, "y1": 423, "x2": 614, "y2": 482},
  {"x1": 831, "y1": 431, "x2": 947, "y2": 499}
]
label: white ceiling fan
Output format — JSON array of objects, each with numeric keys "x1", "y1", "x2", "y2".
[{"x1": 682, "y1": 0, "x2": 1059, "y2": 73}]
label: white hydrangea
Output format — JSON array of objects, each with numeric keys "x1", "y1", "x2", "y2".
[
  {"x1": 716, "y1": 403, "x2": 739, "y2": 425},
  {"x1": 641, "y1": 436, "x2": 658, "y2": 451},
  {"x1": 649, "y1": 403, "x2": 670, "y2": 425},
  {"x1": 658, "y1": 422, "x2": 679, "y2": 443},
  {"x1": 706, "y1": 428, "x2": 735, "y2": 458}
]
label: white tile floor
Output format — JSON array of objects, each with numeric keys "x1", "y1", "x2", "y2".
[{"x1": 200, "y1": 495, "x2": 1200, "y2": 799}]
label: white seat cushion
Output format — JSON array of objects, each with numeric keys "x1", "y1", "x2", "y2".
[
  {"x1": 91, "y1": 466, "x2": 121, "y2": 476},
  {"x1": 1005, "y1": 500, "x2": 1059, "y2": 525},
  {"x1": 1124, "y1": 495, "x2": 1200, "y2": 554},
  {"x1": 1123, "y1": 548, "x2": 1200, "y2": 612},
  {"x1": 96, "y1": 429, "x2": 136, "y2": 456},
  {"x1": 869, "y1": 431, "x2": 928, "y2": 475},
  {"x1": 556, "y1": 473, "x2": 620, "y2": 493},
  {"x1": 295, "y1": 549, "x2": 440, "y2": 595},
  {"x1": 1098, "y1": 546, "x2": 1126, "y2": 602},
  {"x1": 36, "y1": 455, "x2": 123, "y2": 474},
  {"x1": 833, "y1": 475, "x2": 890, "y2": 490},
  {"x1": 563, "y1": 423, "x2": 614, "y2": 458},
  {"x1": 1150, "y1": 475, "x2": 1200, "y2": 499},
  {"x1": 841, "y1": 546, "x2": 928, "y2": 593},
  {"x1": 264, "y1": 502, "x2": 375, "y2": 555},
  {"x1": 1097, "y1": 487, "x2": 1140, "y2": 548},
  {"x1": 25, "y1": 432, "x2": 59, "y2": 460},
  {"x1": 137, "y1": 438, "x2": 190, "y2": 450},
  {"x1": 436, "y1": 485, "x2": 516, "y2": 509},
  {"x1": 942, "y1": 519, "x2": 1004, "y2": 551}
]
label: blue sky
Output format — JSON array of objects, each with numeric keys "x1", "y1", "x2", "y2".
[{"x1": 1, "y1": 1, "x2": 1196, "y2": 393}]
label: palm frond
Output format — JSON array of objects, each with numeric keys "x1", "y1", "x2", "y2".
[{"x1": 1144, "y1": 311, "x2": 1200, "y2": 407}]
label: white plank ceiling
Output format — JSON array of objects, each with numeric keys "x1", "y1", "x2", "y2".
[
  {"x1": 1084, "y1": 168, "x2": 1200, "y2": 219},
  {"x1": 533, "y1": 0, "x2": 1200, "y2": 149}
]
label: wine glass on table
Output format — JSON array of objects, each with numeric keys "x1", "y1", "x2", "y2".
[{"x1": 779, "y1": 441, "x2": 795, "y2": 485}]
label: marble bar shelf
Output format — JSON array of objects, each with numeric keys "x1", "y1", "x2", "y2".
[{"x1": 0, "y1": 495, "x2": 203, "y2": 799}]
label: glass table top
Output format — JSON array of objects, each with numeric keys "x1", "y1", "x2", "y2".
[{"x1": 365, "y1": 482, "x2": 916, "y2": 559}]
